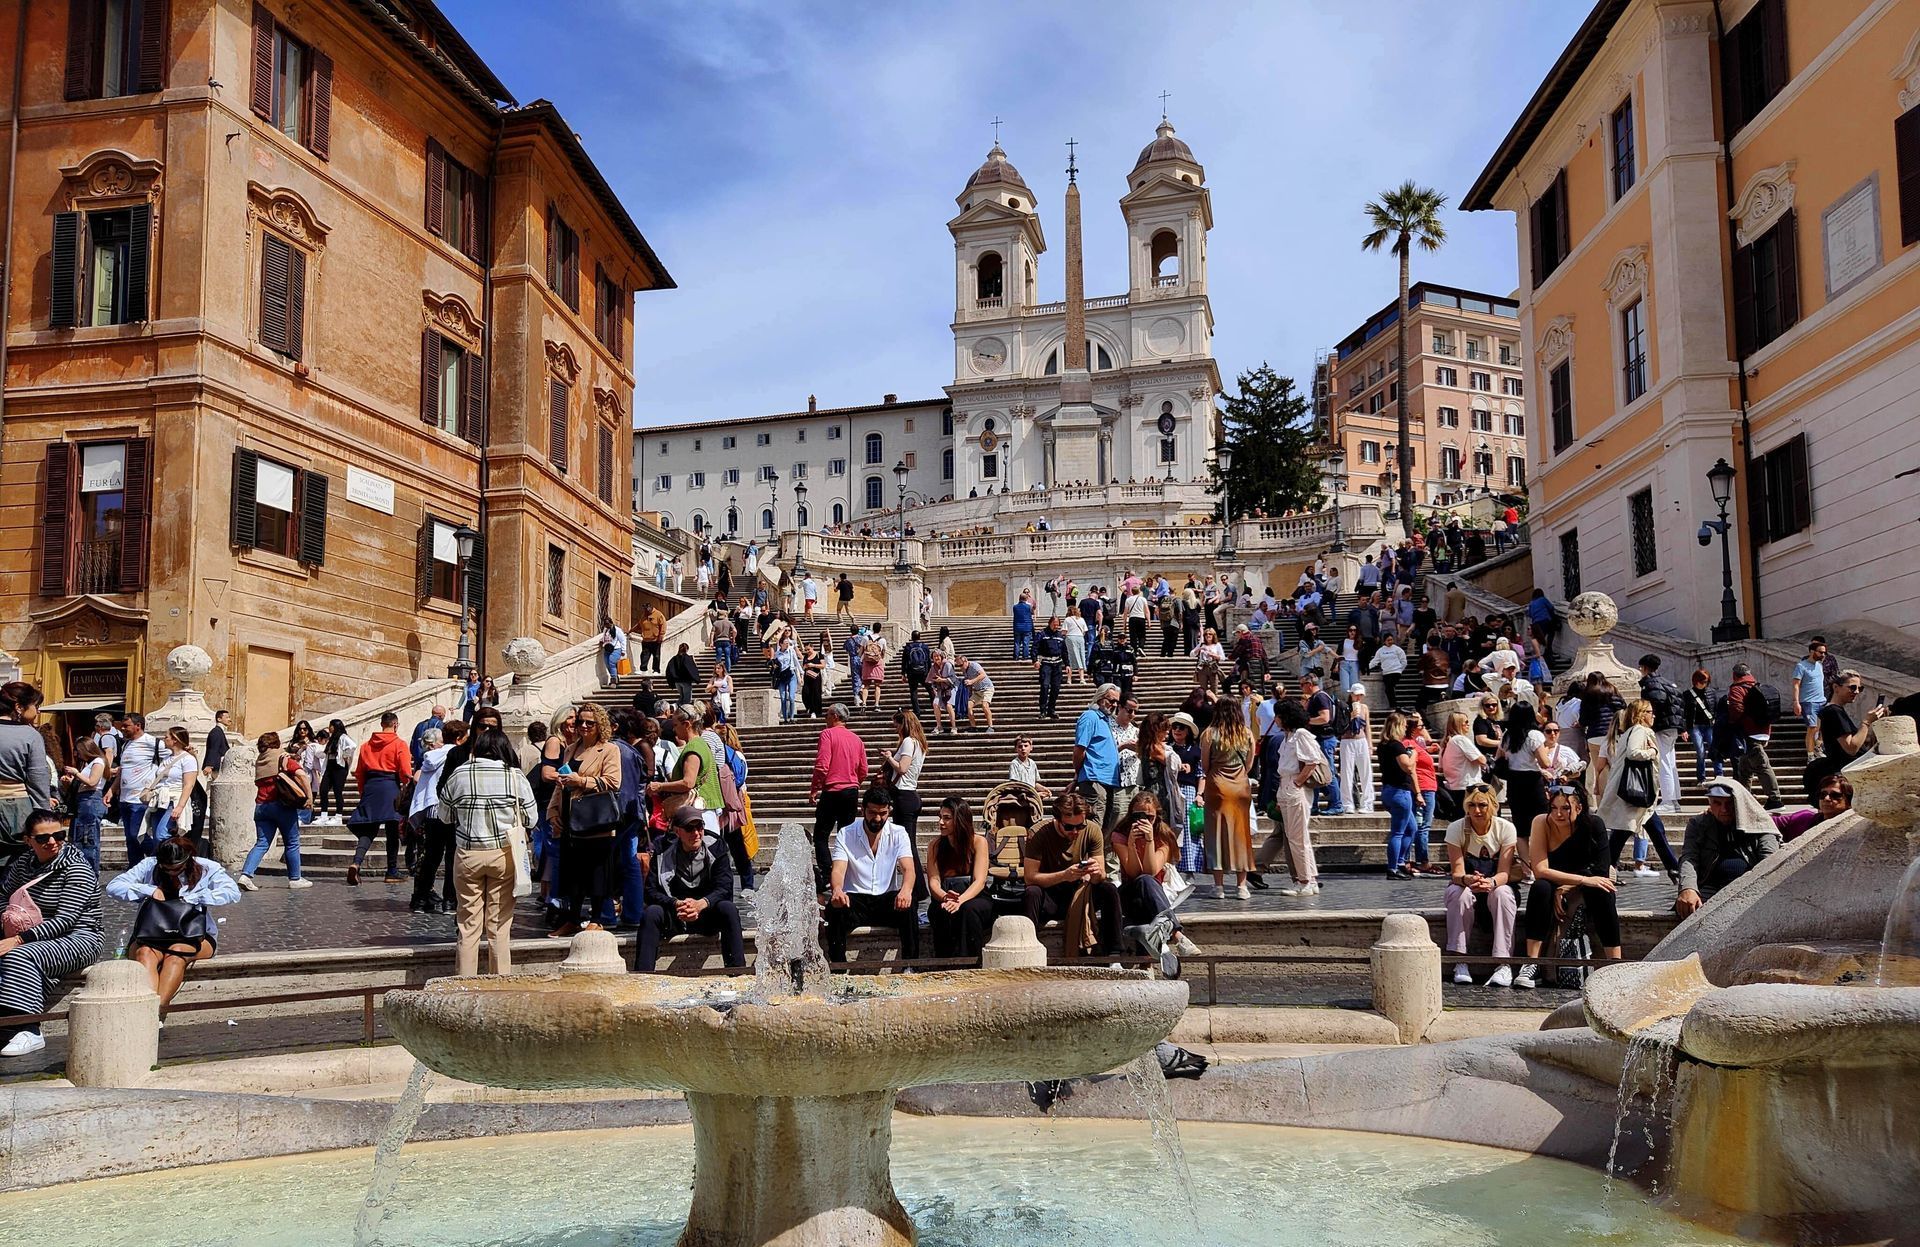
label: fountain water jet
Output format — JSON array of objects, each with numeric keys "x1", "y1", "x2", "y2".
[{"x1": 383, "y1": 823, "x2": 1187, "y2": 1246}]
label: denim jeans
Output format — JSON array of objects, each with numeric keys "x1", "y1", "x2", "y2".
[
  {"x1": 778, "y1": 675, "x2": 796, "y2": 721},
  {"x1": 71, "y1": 794, "x2": 106, "y2": 871},
  {"x1": 1013, "y1": 627, "x2": 1033, "y2": 660},
  {"x1": 1383, "y1": 786, "x2": 1419, "y2": 872},
  {"x1": 119, "y1": 800, "x2": 150, "y2": 866},
  {"x1": 1416, "y1": 790, "x2": 1437, "y2": 864},
  {"x1": 1339, "y1": 659, "x2": 1360, "y2": 692},
  {"x1": 618, "y1": 828, "x2": 647, "y2": 924},
  {"x1": 1689, "y1": 725, "x2": 1722, "y2": 784},
  {"x1": 1312, "y1": 736, "x2": 1342, "y2": 814},
  {"x1": 243, "y1": 800, "x2": 304, "y2": 881}
]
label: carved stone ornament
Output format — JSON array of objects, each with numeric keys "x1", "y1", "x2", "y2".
[
  {"x1": 423, "y1": 291, "x2": 482, "y2": 346},
  {"x1": 1008, "y1": 403, "x2": 1036, "y2": 418},
  {"x1": 246, "y1": 182, "x2": 330, "y2": 248},
  {"x1": 1894, "y1": 29, "x2": 1920, "y2": 111},
  {"x1": 1729, "y1": 161, "x2": 1797, "y2": 248},
  {"x1": 1601, "y1": 245, "x2": 1650, "y2": 309},
  {"x1": 1117, "y1": 394, "x2": 1143, "y2": 408},
  {"x1": 1536, "y1": 315, "x2": 1575, "y2": 366},
  {"x1": 1662, "y1": 10, "x2": 1707, "y2": 36},
  {"x1": 1187, "y1": 387, "x2": 1210, "y2": 402},
  {"x1": 502, "y1": 636, "x2": 549, "y2": 677},
  {"x1": 60, "y1": 149, "x2": 163, "y2": 208},
  {"x1": 594, "y1": 386, "x2": 624, "y2": 421},
  {"x1": 544, "y1": 340, "x2": 580, "y2": 383},
  {"x1": 165, "y1": 644, "x2": 213, "y2": 690},
  {"x1": 42, "y1": 608, "x2": 131, "y2": 648}
]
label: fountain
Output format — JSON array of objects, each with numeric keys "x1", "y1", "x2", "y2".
[
  {"x1": 1582, "y1": 716, "x2": 1920, "y2": 1240},
  {"x1": 383, "y1": 827, "x2": 1188, "y2": 1247}
]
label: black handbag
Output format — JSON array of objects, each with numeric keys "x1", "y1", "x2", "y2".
[
  {"x1": 131, "y1": 897, "x2": 210, "y2": 947},
  {"x1": 566, "y1": 789, "x2": 623, "y2": 837},
  {"x1": 1619, "y1": 757, "x2": 1657, "y2": 809}
]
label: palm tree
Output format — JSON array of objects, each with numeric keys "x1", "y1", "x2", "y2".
[{"x1": 1361, "y1": 181, "x2": 1448, "y2": 537}]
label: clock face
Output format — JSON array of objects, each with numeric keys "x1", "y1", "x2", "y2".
[
  {"x1": 971, "y1": 337, "x2": 1007, "y2": 372},
  {"x1": 1157, "y1": 411, "x2": 1177, "y2": 435}
]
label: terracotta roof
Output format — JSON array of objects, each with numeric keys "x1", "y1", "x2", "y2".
[
  {"x1": 965, "y1": 144, "x2": 1032, "y2": 193},
  {"x1": 506, "y1": 102, "x2": 675, "y2": 290},
  {"x1": 1131, "y1": 120, "x2": 1197, "y2": 172},
  {"x1": 343, "y1": 0, "x2": 514, "y2": 111}
]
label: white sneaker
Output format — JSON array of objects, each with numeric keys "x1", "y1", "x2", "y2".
[
  {"x1": 1, "y1": 1030, "x2": 46, "y2": 1057},
  {"x1": 287, "y1": 878, "x2": 314, "y2": 890},
  {"x1": 1487, "y1": 965, "x2": 1514, "y2": 988},
  {"x1": 1172, "y1": 932, "x2": 1201, "y2": 956},
  {"x1": 1452, "y1": 963, "x2": 1474, "y2": 985},
  {"x1": 1236, "y1": 882, "x2": 1251, "y2": 901},
  {"x1": 237, "y1": 874, "x2": 258, "y2": 892},
  {"x1": 1208, "y1": 885, "x2": 1226, "y2": 900},
  {"x1": 1632, "y1": 865, "x2": 1658, "y2": 877},
  {"x1": 1513, "y1": 964, "x2": 1539, "y2": 990},
  {"x1": 1277, "y1": 881, "x2": 1321, "y2": 896}
]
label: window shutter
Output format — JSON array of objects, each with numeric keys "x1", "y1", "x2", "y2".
[
  {"x1": 598, "y1": 424, "x2": 614, "y2": 502},
  {"x1": 460, "y1": 348, "x2": 484, "y2": 444},
  {"x1": 1528, "y1": 199, "x2": 1545, "y2": 289},
  {"x1": 286, "y1": 246, "x2": 307, "y2": 360},
  {"x1": 463, "y1": 531, "x2": 487, "y2": 616},
  {"x1": 231, "y1": 449, "x2": 259, "y2": 549},
  {"x1": 1760, "y1": 0, "x2": 1788, "y2": 101},
  {"x1": 548, "y1": 378, "x2": 569, "y2": 470},
  {"x1": 125, "y1": 203, "x2": 152, "y2": 322},
  {"x1": 424, "y1": 141, "x2": 446, "y2": 236},
  {"x1": 1899, "y1": 107, "x2": 1920, "y2": 247},
  {"x1": 593, "y1": 264, "x2": 607, "y2": 342},
  {"x1": 50, "y1": 212, "x2": 81, "y2": 329},
  {"x1": 298, "y1": 469, "x2": 328, "y2": 565},
  {"x1": 1787, "y1": 433, "x2": 1811, "y2": 535},
  {"x1": 308, "y1": 50, "x2": 333, "y2": 158},
  {"x1": 118, "y1": 438, "x2": 152, "y2": 591},
  {"x1": 545, "y1": 206, "x2": 557, "y2": 288},
  {"x1": 1553, "y1": 170, "x2": 1570, "y2": 262},
  {"x1": 39, "y1": 443, "x2": 74, "y2": 597},
  {"x1": 419, "y1": 330, "x2": 441, "y2": 427},
  {"x1": 136, "y1": 0, "x2": 170, "y2": 92},
  {"x1": 415, "y1": 518, "x2": 434, "y2": 601},
  {"x1": 1731, "y1": 240, "x2": 1757, "y2": 358},
  {"x1": 1720, "y1": 18, "x2": 1746, "y2": 135},
  {"x1": 460, "y1": 170, "x2": 483, "y2": 263},
  {"x1": 66, "y1": 0, "x2": 100, "y2": 100},
  {"x1": 249, "y1": 4, "x2": 274, "y2": 119},
  {"x1": 1774, "y1": 209, "x2": 1800, "y2": 332},
  {"x1": 259, "y1": 234, "x2": 291, "y2": 352}
]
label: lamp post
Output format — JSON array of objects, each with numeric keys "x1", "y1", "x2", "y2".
[
  {"x1": 1383, "y1": 442, "x2": 1399, "y2": 521},
  {"x1": 448, "y1": 523, "x2": 479, "y2": 681},
  {"x1": 791, "y1": 480, "x2": 810, "y2": 578},
  {"x1": 1703, "y1": 457, "x2": 1749, "y2": 642},
  {"x1": 892, "y1": 459, "x2": 912, "y2": 574},
  {"x1": 728, "y1": 494, "x2": 738, "y2": 541},
  {"x1": 1216, "y1": 442, "x2": 1237, "y2": 559},
  {"x1": 1326, "y1": 446, "x2": 1347, "y2": 553}
]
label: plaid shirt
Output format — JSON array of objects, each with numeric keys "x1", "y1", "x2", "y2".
[{"x1": 436, "y1": 758, "x2": 538, "y2": 851}]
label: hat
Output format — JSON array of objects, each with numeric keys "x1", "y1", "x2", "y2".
[
  {"x1": 1349, "y1": 684, "x2": 1367, "y2": 697},
  {"x1": 1170, "y1": 712, "x2": 1199, "y2": 734},
  {"x1": 1705, "y1": 782, "x2": 1736, "y2": 799},
  {"x1": 1235, "y1": 624, "x2": 1249, "y2": 633},
  {"x1": 669, "y1": 805, "x2": 706, "y2": 830}
]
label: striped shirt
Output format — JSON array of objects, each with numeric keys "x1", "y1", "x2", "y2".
[
  {"x1": 1, "y1": 845, "x2": 103, "y2": 945},
  {"x1": 435, "y1": 758, "x2": 539, "y2": 851}
]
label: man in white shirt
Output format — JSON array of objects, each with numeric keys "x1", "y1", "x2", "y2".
[
  {"x1": 825, "y1": 785, "x2": 919, "y2": 962},
  {"x1": 111, "y1": 711, "x2": 170, "y2": 866},
  {"x1": 801, "y1": 574, "x2": 820, "y2": 622}
]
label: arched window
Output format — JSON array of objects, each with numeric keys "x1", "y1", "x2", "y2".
[
  {"x1": 760, "y1": 507, "x2": 774, "y2": 531},
  {"x1": 796, "y1": 504, "x2": 809, "y2": 529},
  {"x1": 975, "y1": 252, "x2": 1003, "y2": 302},
  {"x1": 691, "y1": 512, "x2": 707, "y2": 534},
  {"x1": 1150, "y1": 229, "x2": 1180, "y2": 283},
  {"x1": 1044, "y1": 349, "x2": 1059, "y2": 376},
  {"x1": 660, "y1": 513, "x2": 674, "y2": 530},
  {"x1": 1025, "y1": 260, "x2": 1036, "y2": 304},
  {"x1": 832, "y1": 502, "x2": 845, "y2": 525},
  {"x1": 864, "y1": 432, "x2": 884, "y2": 465},
  {"x1": 865, "y1": 475, "x2": 883, "y2": 510},
  {"x1": 1094, "y1": 342, "x2": 1113, "y2": 371},
  {"x1": 725, "y1": 506, "x2": 739, "y2": 534}
]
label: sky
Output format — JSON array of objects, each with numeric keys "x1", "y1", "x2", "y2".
[{"x1": 448, "y1": 1, "x2": 1592, "y2": 427}]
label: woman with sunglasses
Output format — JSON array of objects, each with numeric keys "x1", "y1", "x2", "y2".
[
  {"x1": 1514, "y1": 783, "x2": 1621, "y2": 990},
  {"x1": 1443, "y1": 785, "x2": 1520, "y2": 987},
  {"x1": 0, "y1": 810, "x2": 103, "y2": 1057},
  {"x1": 1596, "y1": 699, "x2": 1680, "y2": 878},
  {"x1": 107, "y1": 834, "x2": 241, "y2": 1016},
  {"x1": 1774, "y1": 774, "x2": 1853, "y2": 842}
]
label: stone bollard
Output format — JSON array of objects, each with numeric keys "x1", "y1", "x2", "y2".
[
  {"x1": 67, "y1": 959, "x2": 160, "y2": 1088},
  {"x1": 559, "y1": 928, "x2": 628, "y2": 975},
  {"x1": 980, "y1": 916, "x2": 1047, "y2": 969},
  {"x1": 1371, "y1": 913, "x2": 1442, "y2": 1044},
  {"x1": 207, "y1": 737, "x2": 259, "y2": 873}
]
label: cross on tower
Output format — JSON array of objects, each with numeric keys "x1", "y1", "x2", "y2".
[
  {"x1": 1065, "y1": 136, "x2": 1078, "y2": 183},
  {"x1": 991, "y1": 115, "x2": 1002, "y2": 144},
  {"x1": 1158, "y1": 90, "x2": 1172, "y2": 119}
]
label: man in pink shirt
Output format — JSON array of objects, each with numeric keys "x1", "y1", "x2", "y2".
[{"x1": 808, "y1": 703, "x2": 869, "y2": 887}]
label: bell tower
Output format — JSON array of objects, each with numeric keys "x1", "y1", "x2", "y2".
[
  {"x1": 948, "y1": 143, "x2": 1045, "y2": 327},
  {"x1": 1120, "y1": 118, "x2": 1211, "y2": 302}
]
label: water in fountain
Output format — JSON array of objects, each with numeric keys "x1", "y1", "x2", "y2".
[
  {"x1": 353, "y1": 1061, "x2": 434, "y2": 1247},
  {"x1": 752, "y1": 821, "x2": 833, "y2": 1001},
  {"x1": 1875, "y1": 849, "x2": 1920, "y2": 986},
  {"x1": 1604, "y1": 1017, "x2": 1679, "y2": 1196},
  {"x1": 1123, "y1": 1051, "x2": 1198, "y2": 1226}
]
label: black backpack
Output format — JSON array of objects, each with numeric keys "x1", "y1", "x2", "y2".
[
  {"x1": 904, "y1": 641, "x2": 931, "y2": 678},
  {"x1": 1751, "y1": 683, "x2": 1783, "y2": 728},
  {"x1": 1642, "y1": 676, "x2": 1679, "y2": 731},
  {"x1": 1329, "y1": 696, "x2": 1353, "y2": 738}
]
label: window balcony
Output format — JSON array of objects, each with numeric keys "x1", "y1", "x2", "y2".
[
  {"x1": 73, "y1": 537, "x2": 124, "y2": 594},
  {"x1": 974, "y1": 295, "x2": 1003, "y2": 310},
  {"x1": 1154, "y1": 273, "x2": 1181, "y2": 288}
]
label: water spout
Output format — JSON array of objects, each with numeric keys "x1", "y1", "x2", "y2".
[
  {"x1": 1123, "y1": 1052, "x2": 1197, "y2": 1228},
  {"x1": 353, "y1": 1061, "x2": 434, "y2": 1247},
  {"x1": 1875, "y1": 852, "x2": 1920, "y2": 987},
  {"x1": 752, "y1": 823, "x2": 832, "y2": 1000},
  {"x1": 1604, "y1": 1020, "x2": 1679, "y2": 1196}
]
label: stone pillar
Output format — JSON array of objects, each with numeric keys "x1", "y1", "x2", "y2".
[
  {"x1": 66, "y1": 959, "x2": 160, "y2": 1088},
  {"x1": 883, "y1": 571, "x2": 921, "y2": 650},
  {"x1": 980, "y1": 916, "x2": 1047, "y2": 969},
  {"x1": 207, "y1": 736, "x2": 259, "y2": 872},
  {"x1": 1371, "y1": 912, "x2": 1442, "y2": 1044},
  {"x1": 143, "y1": 645, "x2": 216, "y2": 756},
  {"x1": 497, "y1": 638, "x2": 550, "y2": 749},
  {"x1": 559, "y1": 928, "x2": 627, "y2": 975},
  {"x1": 1563, "y1": 592, "x2": 1643, "y2": 688}
]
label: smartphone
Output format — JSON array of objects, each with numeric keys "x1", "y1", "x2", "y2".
[
  {"x1": 1078, "y1": 857, "x2": 1094, "y2": 868},
  {"x1": 1877, "y1": 695, "x2": 1888, "y2": 707}
]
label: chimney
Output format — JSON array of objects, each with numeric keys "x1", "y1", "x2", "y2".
[
  {"x1": 883, "y1": 393, "x2": 898, "y2": 405},
  {"x1": 807, "y1": 394, "x2": 817, "y2": 412}
]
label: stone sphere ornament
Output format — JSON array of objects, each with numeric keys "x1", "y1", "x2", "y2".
[
  {"x1": 164, "y1": 644, "x2": 214, "y2": 689},
  {"x1": 502, "y1": 637, "x2": 548, "y2": 677},
  {"x1": 1568, "y1": 591, "x2": 1619, "y2": 639}
]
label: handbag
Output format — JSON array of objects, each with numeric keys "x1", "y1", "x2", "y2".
[
  {"x1": 507, "y1": 806, "x2": 534, "y2": 899},
  {"x1": 2, "y1": 871, "x2": 55, "y2": 937},
  {"x1": 1619, "y1": 757, "x2": 1656, "y2": 809},
  {"x1": 1555, "y1": 906, "x2": 1593, "y2": 989},
  {"x1": 566, "y1": 788, "x2": 622, "y2": 836},
  {"x1": 274, "y1": 766, "x2": 310, "y2": 808},
  {"x1": 131, "y1": 896, "x2": 211, "y2": 946}
]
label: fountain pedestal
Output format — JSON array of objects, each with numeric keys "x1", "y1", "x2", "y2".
[{"x1": 683, "y1": 1090, "x2": 912, "y2": 1247}]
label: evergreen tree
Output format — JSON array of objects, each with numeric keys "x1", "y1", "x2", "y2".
[{"x1": 1210, "y1": 365, "x2": 1323, "y2": 520}]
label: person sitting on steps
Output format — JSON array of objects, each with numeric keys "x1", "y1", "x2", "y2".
[
  {"x1": 634, "y1": 805, "x2": 746, "y2": 972},
  {"x1": 107, "y1": 834, "x2": 242, "y2": 1020},
  {"x1": 1021, "y1": 791, "x2": 1123, "y2": 957}
]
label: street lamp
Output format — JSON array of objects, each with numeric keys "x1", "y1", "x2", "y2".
[
  {"x1": 791, "y1": 480, "x2": 810, "y2": 577},
  {"x1": 1476, "y1": 439, "x2": 1493, "y2": 504},
  {"x1": 892, "y1": 459, "x2": 912, "y2": 574},
  {"x1": 1702, "y1": 457, "x2": 1748, "y2": 642},
  {"x1": 728, "y1": 493, "x2": 738, "y2": 541},
  {"x1": 1383, "y1": 442, "x2": 1399, "y2": 521},
  {"x1": 1326, "y1": 446, "x2": 1347, "y2": 553},
  {"x1": 1216, "y1": 442, "x2": 1237, "y2": 559},
  {"x1": 448, "y1": 523, "x2": 480, "y2": 681}
]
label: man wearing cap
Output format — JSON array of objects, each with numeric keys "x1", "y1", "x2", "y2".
[
  {"x1": 1073, "y1": 685, "x2": 1123, "y2": 833},
  {"x1": 635, "y1": 806, "x2": 747, "y2": 972},
  {"x1": 1032, "y1": 617, "x2": 1068, "y2": 720},
  {"x1": 809, "y1": 704, "x2": 869, "y2": 888},
  {"x1": 825, "y1": 785, "x2": 919, "y2": 962},
  {"x1": 1675, "y1": 780, "x2": 1781, "y2": 916}
]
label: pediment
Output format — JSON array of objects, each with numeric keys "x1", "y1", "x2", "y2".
[{"x1": 946, "y1": 201, "x2": 1047, "y2": 251}]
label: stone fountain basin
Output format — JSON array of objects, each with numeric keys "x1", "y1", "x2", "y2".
[{"x1": 384, "y1": 967, "x2": 1189, "y2": 1097}]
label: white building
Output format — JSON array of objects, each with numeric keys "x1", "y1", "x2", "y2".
[{"x1": 635, "y1": 119, "x2": 1222, "y2": 533}]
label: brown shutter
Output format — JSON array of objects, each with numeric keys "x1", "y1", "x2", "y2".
[
  {"x1": 259, "y1": 235, "x2": 290, "y2": 352},
  {"x1": 419, "y1": 330, "x2": 441, "y2": 427},
  {"x1": 298, "y1": 469, "x2": 328, "y2": 565},
  {"x1": 598, "y1": 424, "x2": 614, "y2": 502},
  {"x1": 1720, "y1": 17, "x2": 1746, "y2": 135},
  {"x1": 1731, "y1": 239, "x2": 1757, "y2": 357},
  {"x1": 467, "y1": 173, "x2": 489, "y2": 264},
  {"x1": 459, "y1": 165, "x2": 481, "y2": 261},
  {"x1": 593, "y1": 264, "x2": 607, "y2": 343},
  {"x1": 125, "y1": 203, "x2": 152, "y2": 321},
  {"x1": 545, "y1": 205, "x2": 557, "y2": 288},
  {"x1": 51, "y1": 212, "x2": 81, "y2": 328},
  {"x1": 136, "y1": 0, "x2": 170, "y2": 92},
  {"x1": 1774, "y1": 209, "x2": 1800, "y2": 333},
  {"x1": 230, "y1": 449, "x2": 259, "y2": 549},
  {"x1": 286, "y1": 246, "x2": 307, "y2": 359},
  {"x1": 548, "y1": 378, "x2": 569, "y2": 470},
  {"x1": 1760, "y1": 0, "x2": 1788, "y2": 101},
  {"x1": 1553, "y1": 170, "x2": 1570, "y2": 263},
  {"x1": 66, "y1": 0, "x2": 101, "y2": 101},
  {"x1": 307, "y1": 50, "x2": 333, "y2": 158},
  {"x1": 460, "y1": 348, "x2": 484, "y2": 444},
  {"x1": 119, "y1": 438, "x2": 152, "y2": 591},
  {"x1": 463, "y1": 531, "x2": 486, "y2": 616},
  {"x1": 424, "y1": 141, "x2": 446, "y2": 237},
  {"x1": 249, "y1": 3, "x2": 274, "y2": 119},
  {"x1": 1899, "y1": 107, "x2": 1920, "y2": 247},
  {"x1": 39, "y1": 443, "x2": 74, "y2": 597},
  {"x1": 416, "y1": 518, "x2": 435, "y2": 601},
  {"x1": 1787, "y1": 433, "x2": 1811, "y2": 535}
]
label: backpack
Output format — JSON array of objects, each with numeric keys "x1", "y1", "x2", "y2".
[
  {"x1": 1157, "y1": 597, "x2": 1175, "y2": 625},
  {"x1": 1329, "y1": 695, "x2": 1353, "y2": 738},
  {"x1": 1752, "y1": 683, "x2": 1783, "y2": 728},
  {"x1": 904, "y1": 641, "x2": 931, "y2": 678},
  {"x1": 1642, "y1": 676, "x2": 1678, "y2": 732},
  {"x1": 714, "y1": 746, "x2": 747, "y2": 834},
  {"x1": 1712, "y1": 692, "x2": 1749, "y2": 758}
]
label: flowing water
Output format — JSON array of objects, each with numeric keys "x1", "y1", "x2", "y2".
[
  {"x1": 351, "y1": 1061, "x2": 434, "y2": 1247},
  {"x1": 1604, "y1": 1018, "x2": 1680, "y2": 1196},
  {"x1": 1875, "y1": 852, "x2": 1920, "y2": 986},
  {"x1": 751, "y1": 821, "x2": 833, "y2": 1000},
  {"x1": 1121, "y1": 1051, "x2": 1197, "y2": 1227}
]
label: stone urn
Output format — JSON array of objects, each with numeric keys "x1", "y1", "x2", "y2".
[
  {"x1": 1559, "y1": 591, "x2": 1641, "y2": 690},
  {"x1": 144, "y1": 645, "x2": 217, "y2": 767}
]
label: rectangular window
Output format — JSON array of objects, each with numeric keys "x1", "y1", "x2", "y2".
[
  {"x1": 1471, "y1": 409, "x2": 1493, "y2": 432},
  {"x1": 1469, "y1": 370, "x2": 1491, "y2": 391},
  {"x1": 416, "y1": 333, "x2": 479, "y2": 441},
  {"x1": 1755, "y1": 433, "x2": 1812, "y2": 543},
  {"x1": 1465, "y1": 338, "x2": 1485, "y2": 361},
  {"x1": 50, "y1": 206, "x2": 152, "y2": 328},
  {"x1": 903, "y1": 451, "x2": 916, "y2": 470},
  {"x1": 257, "y1": 233, "x2": 307, "y2": 359},
  {"x1": 547, "y1": 379, "x2": 569, "y2": 470},
  {"x1": 658, "y1": 440, "x2": 669, "y2": 454},
  {"x1": 722, "y1": 468, "x2": 740, "y2": 485},
  {"x1": 756, "y1": 433, "x2": 771, "y2": 446},
  {"x1": 1359, "y1": 441, "x2": 1380, "y2": 464},
  {"x1": 1503, "y1": 411, "x2": 1525, "y2": 437},
  {"x1": 1498, "y1": 343, "x2": 1516, "y2": 365},
  {"x1": 1559, "y1": 530, "x2": 1582, "y2": 600},
  {"x1": 688, "y1": 471, "x2": 705, "y2": 489},
  {"x1": 758, "y1": 466, "x2": 777, "y2": 482},
  {"x1": 903, "y1": 418, "x2": 914, "y2": 434},
  {"x1": 1436, "y1": 366, "x2": 1457, "y2": 387},
  {"x1": 423, "y1": 519, "x2": 460, "y2": 601},
  {"x1": 1473, "y1": 449, "x2": 1495, "y2": 480},
  {"x1": 1431, "y1": 332, "x2": 1453, "y2": 355},
  {"x1": 1621, "y1": 298, "x2": 1649, "y2": 403},
  {"x1": 597, "y1": 425, "x2": 614, "y2": 504},
  {"x1": 272, "y1": 28, "x2": 304, "y2": 142},
  {"x1": 66, "y1": 0, "x2": 170, "y2": 100},
  {"x1": 595, "y1": 266, "x2": 623, "y2": 354},
  {"x1": 40, "y1": 439, "x2": 152, "y2": 596},
  {"x1": 1629, "y1": 487, "x2": 1658, "y2": 577},
  {"x1": 721, "y1": 436, "x2": 737, "y2": 449},
  {"x1": 545, "y1": 544, "x2": 565, "y2": 617},
  {"x1": 654, "y1": 474, "x2": 671, "y2": 492},
  {"x1": 1160, "y1": 437, "x2": 1177, "y2": 464},
  {"x1": 827, "y1": 459, "x2": 846, "y2": 477},
  {"x1": 1733, "y1": 211, "x2": 1800, "y2": 355},
  {"x1": 1501, "y1": 376, "x2": 1524, "y2": 397},
  {"x1": 1722, "y1": 0, "x2": 1789, "y2": 137},
  {"x1": 1549, "y1": 361, "x2": 1574, "y2": 453},
  {"x1": 1529, "y1": 170, "x2": 1571, "y2": 287},
  {"x1": 790, "y1": 462, "x2": 808, "y2": 480},
  {"x1": 942, "y1": 448, "x2": 954, "y2": 479},
  {"x1": 249, "y1": 7, "x2": 331, "y2": 158},
  {"x1": 829, "y1": 425, "x2": 844, "y2": 439},
  {"x1": 1898, "y1": 104, "x2": 1920, "y2": 248},
  {"x1": 693, "y1": 439, "x2": 701, "y2": 452},
  {"x1": 230, "y1": 448, "x2": 327, "y2": 565},
  {"x1": 424, "y1": 140, "x2": 485, "y2": 262},
  {"x1": 545, "y1": 206, "x2": 579, "y2": 310},
  {"x1": 596, "y1": 573, "x2": 612, "y2": 629},
  {"x1": 1611, "y1": 96, "x2": 1636, "y2": 200},
  {"x1": 1505, "y1": 456, "x2": 1526, "y2": 488},
  {"x1": 981, "y1": 453, "x2": 998, "y2": 479}
]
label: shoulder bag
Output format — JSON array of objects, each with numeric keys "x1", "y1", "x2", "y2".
[
  {"x1": 1619, "y1": 756, "x2": 1657, "y2": 809},
  {"x1": 506, "y1": 794, "x2": 535, "y2": 898},
  {"x1": 130, "y1": 896, "x2": 211, "y2": 947}
]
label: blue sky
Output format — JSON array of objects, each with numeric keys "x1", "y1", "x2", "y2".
[{"x1": 450, "y1": 1, "x2": 1590, "y2": 426}]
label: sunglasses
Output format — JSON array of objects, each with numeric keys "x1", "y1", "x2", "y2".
[
  {"x1": 1060, "y1": 820, "x2": 1088, "y2": 831},
  {"x1": 1818, "y1": 789, "x2": 1848, "y2": 801},
  {"x1": 27, "y1": 832, "x2": 67, "y2": 845},
  {"x1": 1543, "y1": 726, "x2": 1561, "y2": 733},
  {"x1": 1546, "y1": 784, "x2": 1578, "y2": 795}
]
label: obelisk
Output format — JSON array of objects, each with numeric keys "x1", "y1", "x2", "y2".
[{"x1": 1053, "y1": 139, "x2": 1102, "y2": 484}]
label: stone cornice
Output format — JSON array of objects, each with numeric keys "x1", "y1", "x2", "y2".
[
  {"x1": 246, "y1": 182, "x2": 331, "y2": 249},
  {"x1": 59, "y1": 149, "x2": 164, "y2": 209}
]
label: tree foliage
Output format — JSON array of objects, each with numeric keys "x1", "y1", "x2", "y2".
[{"x1": 1210, "y1": 364, "x2": 1323, "y2": 520}]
